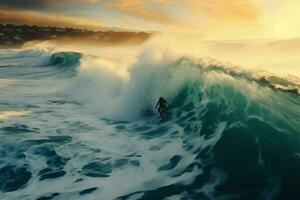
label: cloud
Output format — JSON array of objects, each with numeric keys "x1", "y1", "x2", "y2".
[
  {"x1": 0, "y1": 9, "x2": 103, "y2": 28},
  {"x1": 0, "y1": 0, "x2": 266, "y2": 38},
  {"x1": 0, "y1": 0, "x2": 55, "y2": 9},
  {"x1": 185, "y1": 0, "x2": 260, "y2": 22},
  {"x1": 83, "y1": 0, "x2": 100, "y2": 3},
  {"x1": 0, "y1": 0, "x2": 101, "y2": 10},
  {"x1": 105, "y1": 0, "x2": 187, "y2": 27},
  {"x1": 104, "y1": 0, "x2": 260, "y2": 31}
]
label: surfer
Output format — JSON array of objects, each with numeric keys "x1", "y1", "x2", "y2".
[{"x1": 155, "y1": 97, "x2": 168, "y2": 118}]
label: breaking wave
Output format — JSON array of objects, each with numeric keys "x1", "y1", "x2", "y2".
[{"x1": 0, "y1": 47, "x2": 299, "y2": 200}]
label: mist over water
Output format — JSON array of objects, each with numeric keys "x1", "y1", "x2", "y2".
[{"x1": 0, "y1": 36, "x2": 299, "y2": 200}]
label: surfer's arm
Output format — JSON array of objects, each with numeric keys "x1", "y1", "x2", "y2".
[{"x1": 155, "y1": 101, "x2": 159, "y2": 109}]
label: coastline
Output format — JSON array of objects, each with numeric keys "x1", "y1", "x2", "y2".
[{"x1": 0, "y1": 24, "x2": 152, "y2": 48}]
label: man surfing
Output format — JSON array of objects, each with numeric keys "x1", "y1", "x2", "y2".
[{"x1": 155, "y1": 97, "x2": 168, "y2": 119}]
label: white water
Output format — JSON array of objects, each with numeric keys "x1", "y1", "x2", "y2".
[{"x1": 0, "y1": 36, "x2": 299, "y2": 200}]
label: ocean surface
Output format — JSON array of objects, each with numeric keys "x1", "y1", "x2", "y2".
[{"x1": 0, "y1": 45, "x2": 299, "y2": 200}]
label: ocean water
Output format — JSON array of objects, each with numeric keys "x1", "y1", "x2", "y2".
[{"x1": 0, "y1": 46, "x2": 299, "y2": 200}]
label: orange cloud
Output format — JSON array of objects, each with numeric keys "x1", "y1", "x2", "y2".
[
  {"x1": 0, "y1": 9, "x2": 103, "y2": 28},
  {"x1": 185, "y1": 0, "x2": 260, "y2": 22},
  {"x1": 81, "y1": 0, "x2": 100, "y2": 3},
  {"x1": 105, "y1": 0, "x2": 260, "y2": 31},
  {"x1": 105, "y1": 0, "x2": 187, "y2": 27}
]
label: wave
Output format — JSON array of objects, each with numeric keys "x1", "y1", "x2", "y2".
[
  {"x1": 50, "y1": 52, "x2": 82, "y2": 67},
  {"x1": 178, "y1": 57, "x2": 300, "y2": 95},
  {"x1": 158, "y1": 68, "x2": 299, "y2": 199},
  {"x1": 65, "y1": 48, "x2": 300, "y2": 199},
  {"x1": 0, "y1": 46, "x2": 299, "y2": 199},
  {"x1": 0, "y1": 49, "x2": 81, "y2": 79},
  {"x1": 0, "y1": 49, "x2": 53, "y2": 67},
  {"x1": 3, "y1": 46, "x2": 298, "y2": 94},
  {"x1": 68, "y1": 49, "x2": 300, "y2": 120}
]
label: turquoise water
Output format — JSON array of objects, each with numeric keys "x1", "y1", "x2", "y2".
[{"x1": 0, "y1": 49, "x2": 299, "y2": 200}]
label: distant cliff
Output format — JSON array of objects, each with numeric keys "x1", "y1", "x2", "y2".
[{"x1": 0, "y1": 24, "x2": 152, "y2": 47}]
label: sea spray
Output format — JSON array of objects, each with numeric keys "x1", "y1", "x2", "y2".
[{"x1": 0, "y1": 42, "x2": 299, "y2": 200}]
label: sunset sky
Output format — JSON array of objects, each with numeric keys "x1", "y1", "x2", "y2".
[{"x1": 0, "y1": 0, "x2": 299, "y2": 39}]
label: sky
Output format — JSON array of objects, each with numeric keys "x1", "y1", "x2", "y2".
[{"x1": 0, "y1": 0, "x2": 299, "y2": 40}]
